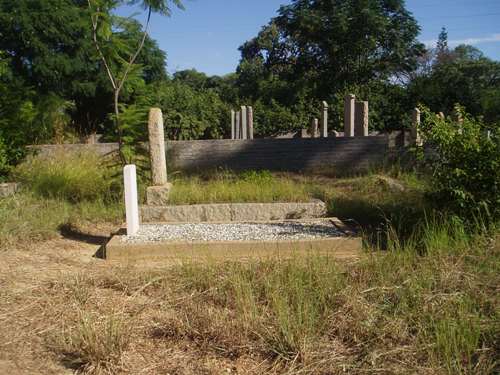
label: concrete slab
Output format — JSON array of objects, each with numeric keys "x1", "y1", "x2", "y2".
[
  {"x1": 104, "y1": 218, "x2": 362, "y2": 263},
  {"x1": 141, "y1": 200, "x2": 327, "y2": 223}
]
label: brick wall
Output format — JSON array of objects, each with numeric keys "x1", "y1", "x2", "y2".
[{"x1": 30, "y1": 132, "x2": 409, "y2": 173}]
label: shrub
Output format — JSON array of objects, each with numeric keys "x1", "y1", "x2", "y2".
[
  {"x1": 0, "y1": 136, "x2": 9, "y2": 180},
  {"x1": 14, "y1": 150, "x2": 120, "y2": 203},
  {"x1": 420, "y1": 106, "x2": 500, "y2": 221}
]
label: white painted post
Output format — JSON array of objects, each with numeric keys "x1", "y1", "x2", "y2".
[{"x1": 124, "y1": 165, "x2": 140, "y2": 236}]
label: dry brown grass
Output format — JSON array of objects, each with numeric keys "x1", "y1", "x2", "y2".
[
  {"x1": 0, "y1": 173, "x2": 498, "y2": 374},
  {"x1": 1, "y1": 228, "x2": 497, "y2": 374}
]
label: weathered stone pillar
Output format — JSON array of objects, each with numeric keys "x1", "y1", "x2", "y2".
[
  {"x1": 146, "y1": 108, "x2": 171, "y2": 206},
  {"x1": 354, "y1": 101, "x2": 369, "y2": 136},
  {"x1": 235, "y1": 110, "x2": 241, "y2": 139},
  {"x1": 247, "y1": 106, "x2": 254, "y2": 139},
  {"x1": 240, "y1": 106, "x2": 248, "y2": 139},
  {"x1": 310, "y1": 118, "x2": 319, "y2": 138},
  {"x1": 411, "y1": 108, "x2": 422, "y2": 146},
  {"x1": 231, "y1": 109, "x2": 236, "y2": 139},
  {"x1": 320, "y1": 101, "x2": 328, "y2": 138},
  {"x1": 344, "y1": 94, "x2": 355, "y2": 137},
  {"x1": 148, "y1": 108, "x2": 167, "y2": 185}
]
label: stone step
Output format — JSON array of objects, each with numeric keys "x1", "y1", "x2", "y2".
[{"x1": 141, "y1": 200, "x2": 327, "y2": 223}]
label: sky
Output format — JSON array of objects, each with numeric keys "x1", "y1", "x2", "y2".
[{"x1": 117, "y1": 0, "x2": 500, "y2": 76}]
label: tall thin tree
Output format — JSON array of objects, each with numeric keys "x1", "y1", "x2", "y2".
[{"x1": 87, "y1": 0, "x2": 183, "y2": 163}]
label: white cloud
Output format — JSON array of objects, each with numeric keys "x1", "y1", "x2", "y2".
[{"x1": 423, "y1": 33, "x2": 500, "y2": 47}]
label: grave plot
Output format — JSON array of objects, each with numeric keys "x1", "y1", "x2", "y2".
[{"x1": 105, "y1": 109, "x2": 362, "y2": 262}]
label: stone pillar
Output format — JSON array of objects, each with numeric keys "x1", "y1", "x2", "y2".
[
  {"x1": 148, "y1": 108, "x2": 167, "y2": 185},
  {"x1": 310, "y1": 118, "x2": 319, "y2": 138},
  {"x1": 438, "y1": 112, "x2": 445, "y2": 120},
  {"x1": 344, "y1": 94, "x2": 355, "y2": 137},
  {"x1": 320, "y1": 101, "x2": 328, "y2": 138},
  {"x1": 235, "y1": 111, "x2": 241, "y2": 139},
  {"x1": 231, "y1": 109, "x2": 236, "y2": 139},
  {"x1": 124, "y1": 165, "x2": 139, "y2": 236},
  {"x1": 354, "y1": 101, "x2": 369, "y2": 136},
  {"x1": 411, "y1": 108, "x2": 422, "y2": 146},
  {"x1": 147, "y1": 108, "x2": 171, "y2": 206},
  {"x1": 240, "y1": 106, "x2": 248, "y2": 140},
  {"x1": 247, "y1": 106, "x2": 254, "y2": 139}
]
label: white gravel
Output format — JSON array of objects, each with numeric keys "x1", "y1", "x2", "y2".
[{"x1": 123, "y1": 220, "x2": 345, "y2": 243}]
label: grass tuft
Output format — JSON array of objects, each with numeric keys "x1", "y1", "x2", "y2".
[{"x1": 49, "y1": 312, "x2": 130, "y2": 374}]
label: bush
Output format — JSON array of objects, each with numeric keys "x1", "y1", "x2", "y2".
[
  {"x1": 14, "y1": 150, "x2": 120, "y2": 203},
  {"x1": 420, "y1": 106, "x2": 500, "y2": 221},
  {"x1": 0, "y1": 136, "x2": 9, "y2": 180}
]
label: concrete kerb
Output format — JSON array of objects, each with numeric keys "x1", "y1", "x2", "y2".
[
  {"x1": 141, "y1": 200, "x2": 327, "y2": 223},
  {"x1": 105, "y1": 217, "x2": 362, "y2": 263}
]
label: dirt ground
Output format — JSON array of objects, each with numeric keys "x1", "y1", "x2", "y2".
[{"x1": 0, "y1": 225, "x2": 325, "y2": 375}]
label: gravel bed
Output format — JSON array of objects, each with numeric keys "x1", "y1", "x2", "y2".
[{"x1": 123, "y1": 220, "x2": 345, "y2": 243}]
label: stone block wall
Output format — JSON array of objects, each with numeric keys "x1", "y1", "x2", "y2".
[{"x1": 30, "y1": 132, "x2": 409, "y2": 174}]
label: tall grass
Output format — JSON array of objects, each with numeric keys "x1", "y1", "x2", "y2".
[
  {"x1": 0, "y1": 192, "x2": 123, "y2": 248},
  {"x1": 149, "y1": 216, "x2": 499, "y2": 373},
  {"x1": 14, "y1": 150, "x2": 120, "y2": 202},
  {"x1": 0, "y1": 151, "x2": 124, "y2": 248},
  {"x1": 168, "y1": 170, "x2": 314, "y2": 204}
]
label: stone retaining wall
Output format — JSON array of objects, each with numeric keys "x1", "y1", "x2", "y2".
[{"x1": 30, "y1": 131, "x2": 409, "y2": 173}]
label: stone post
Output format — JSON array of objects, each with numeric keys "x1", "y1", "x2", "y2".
[
  {"x1": 320, "y1": 101, "x2": 328, "y2": 138},
  {"x1": 148, "y1": 108, "x2": 167, "y2": 185},
  {"x1": 240, "y1": 106, "x2": 248, "y2": 140},
  {"x1": 247, "y1": 106, "x2": 254, "y2": 139},
  {"x1": 344, "y1": 94, "x2": 355, "y2": 137},
  {"x1": 310, "y1": 118, "x2": 319, "y2": 138},
  {"x1": 411, "y1": 108, "x2": 422, "y2": 146},
  {"x1": 354, "y1": 101, "x2": 369, "y2": 136},
  {"x1": 146, "y1": 108, "x2": 171, "y2": 206},
  {"x1": 124, "y1": 165, "x2": 139, "y2": 236},
  {"x1": 231, "y1": 109, "x2": 236, "y2": 139},
  {"x1": 235, "y1": 111, "x2": 241, "y2": 139},
  {"x1": 438, "y1": 112, "x2": 445, "y2": 120}
]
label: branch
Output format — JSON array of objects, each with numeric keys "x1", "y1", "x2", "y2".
[
  {"x1": 117, "y1": 6, "x2": 152, "y2": 94},
  {"x1": 88, "y1": 0, "x2": 117, "y2": 90}
]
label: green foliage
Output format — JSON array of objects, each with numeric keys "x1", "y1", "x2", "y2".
[
  {"x1": 420, "y1": 106, "x2": 500, "y2": 220},
  {"x1": 0, "y1": 136, "x2": 9, "y2": 179},
  {"x1": 14, "y1": 151, "x2": 121, "y2": 203},
  {"x1": 150, "y1": 80, "x2": 229, "y2": 140},
  {"x1": 410, "y1": 43, "x2": 500, "y2": 125}
]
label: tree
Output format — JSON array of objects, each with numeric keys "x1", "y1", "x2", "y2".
[
  {"x1": 239, "y1": 0, "x2": 423, "y2": 96},
  {"x1": 236, "y1": 0, "x2": 425, "y2": 133},
  {"x1": 436, "y1": 27, "x2": 450, "y2": 64},
  {"x1": 409, "y1": 43, "x2": 500, "y2": 123},
  {"x1": 87, "y1": 0, "x2": 183, "y2": 162}
]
